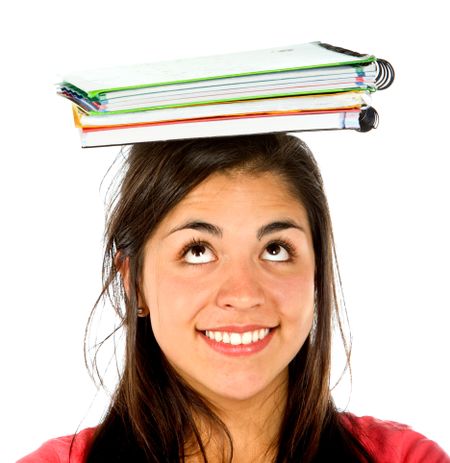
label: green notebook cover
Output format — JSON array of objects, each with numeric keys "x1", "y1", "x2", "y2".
[{"x1": 61, "y1": 41, "x2": 375, "y2": 100}]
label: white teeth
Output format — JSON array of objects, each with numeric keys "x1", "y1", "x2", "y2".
[
  {"x1": 204, "y1": 328, "x2": 270, "y2": 345},
  {"x1": 229, "y1": 333, "x2": 241, "y2": 345}
]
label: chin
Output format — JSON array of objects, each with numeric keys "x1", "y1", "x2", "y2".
[{"x1": 197, "y1": 370, "x2": 288, "y2": 405}]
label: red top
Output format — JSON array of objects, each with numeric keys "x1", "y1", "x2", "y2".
[{"x1": 17, "y1": 415, "x2": 449, "y2": 463}]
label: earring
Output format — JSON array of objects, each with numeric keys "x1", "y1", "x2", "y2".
[{"x1": 137, "y1": 307, "x2": 147, "y2": 317}]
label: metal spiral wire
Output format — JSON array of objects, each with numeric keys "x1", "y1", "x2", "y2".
[
  {"x1": 375, "y1": 59, "x2": 395, "y2": 90},
  {"x1": 359, "y1": 107, "x2": 379, "y2": 132}
]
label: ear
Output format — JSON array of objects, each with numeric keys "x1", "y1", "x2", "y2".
[
  {"x1": 114, "y1": 252, "x2": 148, "y2": 316},
  {"x1": 114, "y1": 251, "x2": 131, "y2": 296}
]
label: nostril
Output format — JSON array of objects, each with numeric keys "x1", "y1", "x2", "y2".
[{"x1": 216, "y1": 287, "x2": 265, "y2": 310}]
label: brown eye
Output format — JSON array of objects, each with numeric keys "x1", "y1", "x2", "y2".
[
  {"x1": 183, "y1": 242, "x2": 215, "y2": 264},
  {"x1": 261, "y1": 242, "x2": 291, "y2": 262},
  {"x1": 267, "y1": 243, "x2": 282, "y2": 255},
  {"x1": 190, "y1": 245, "x2": 206, "y2": 257}
]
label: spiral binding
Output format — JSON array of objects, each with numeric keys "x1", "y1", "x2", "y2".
[
  {"x1": 358, "y1": 107, "x2": 379, "y2": 132},
  {"x1": 319, "y1": 42, "x2": 395, "y2": 91},
  {"x1": 319, "y1": 42, "x2": 367, "y2": 58},
  {"x1": 375, "y1": 59, "x2": 395, "y2": 90}
]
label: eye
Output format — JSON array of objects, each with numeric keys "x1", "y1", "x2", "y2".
[
  {"x1": 182, "y1": 240, "x2": 216, "y2": 264},
  {"x1": 261, "y1": 241, "x2": 293, "y2": 262}
]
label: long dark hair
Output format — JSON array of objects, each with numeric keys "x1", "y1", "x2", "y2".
[{"x1": 84, "y1": 134, "x2": 374, "y2": 462}]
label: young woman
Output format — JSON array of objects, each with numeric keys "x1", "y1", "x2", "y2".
[{"x1": 18, "y1": 134, "x2": 449, "y2": 462}]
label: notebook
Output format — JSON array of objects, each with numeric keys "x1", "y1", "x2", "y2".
[{"x1": 57, "y1": 41, "x2": 394, "y2": 147}]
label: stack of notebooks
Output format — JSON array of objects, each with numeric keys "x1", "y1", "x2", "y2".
[{"x1": 57, "y1": 41, "x2": 394, "y2": 147}]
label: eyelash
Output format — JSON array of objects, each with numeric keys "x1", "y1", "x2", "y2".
[
  {"x1": 179, "y1": 237, "x2": 297, "y2": 263},
  {"x1": 179, "y1": 238, "x2": 212, "y2": 262},
  {"x1": 267, "y1": 238, "x2": 297, "y2": 261}
]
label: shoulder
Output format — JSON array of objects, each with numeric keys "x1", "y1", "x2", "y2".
[
  {"x1": 341, "y1": 413, "x2": 449, "y2": 463},
  {"x1": 17, "y1": 427, "x2": 96, "y2": 463}
]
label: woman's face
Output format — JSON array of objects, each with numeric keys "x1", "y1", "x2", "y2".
[{"x1": 141, "y1": 171, "x2": 315, "y2": 404}]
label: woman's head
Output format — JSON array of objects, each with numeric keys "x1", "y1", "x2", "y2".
[
  {"x1": 91, "y1": 133, "x2": 340, "y2": 459},
  {"x1": 139, "y1": 169, "x2": 316, "y2": 404}
]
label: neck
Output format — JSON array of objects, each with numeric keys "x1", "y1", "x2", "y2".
[{"x1": 186, "y1": 372, "x2": 288, "y2": 462}]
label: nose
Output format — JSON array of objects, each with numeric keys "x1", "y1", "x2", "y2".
[{"x1": 215, "y1": 260, "x2": 266, "y2": 310}]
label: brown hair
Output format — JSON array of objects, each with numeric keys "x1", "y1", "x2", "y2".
[{"x1": 84, "y1": 134, "x2": 373, "y2": 462}]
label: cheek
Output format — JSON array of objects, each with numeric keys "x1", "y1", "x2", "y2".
[
  {"x1": 271, "y1": 272, "x2": 315, "y2": 317},
  {"x1": 265, "y1": 269, "x2": 316, "y2": 363},
  {"x1": 271, "y1": 273, "x2": 315, "y2": 353},
  {"x1": 145, "y1": 269, "x2": 209, "y2": 334}
]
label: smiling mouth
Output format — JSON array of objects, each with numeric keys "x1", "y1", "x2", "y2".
[{"x1": 201, "y1": 328, "x2": 273, "y2": 346}]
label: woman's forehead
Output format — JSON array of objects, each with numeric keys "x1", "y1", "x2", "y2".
[
  {"x1": 155, "y1": 171, "x2": 310, "y2": 235},
  {"x1": 183, "y1": 171, "x2": 299, "y2": 204}
]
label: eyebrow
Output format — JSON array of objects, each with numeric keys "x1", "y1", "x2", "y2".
[
  {"x1": 166, "y1": 219, "x2": 305, "y2": 239},
  {"x1": 168, "y1": 221, "x2": 223, "y2": 238},
  {"x1": 256, "y1": 220, "x2": 305, "y2": 240}
]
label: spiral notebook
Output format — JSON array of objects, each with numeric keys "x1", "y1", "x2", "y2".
[{"x1": 57, "y1": 41, "x2": 394, "y2": 147}]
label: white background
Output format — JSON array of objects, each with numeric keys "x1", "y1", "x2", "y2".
[{"x1": 1, "y1": 1, "x2": 449, "y2": 461}]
